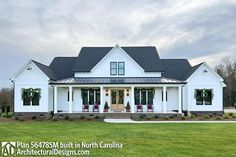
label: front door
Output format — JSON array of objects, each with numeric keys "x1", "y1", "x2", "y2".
[{"x1": 111, "y1": 89, "x2": 124, "y2": 112}]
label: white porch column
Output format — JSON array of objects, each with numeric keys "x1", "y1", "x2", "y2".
[
  {"x1": 54, "y1": 86, "x2": 58, "y2": 114},
  {"x1": 131, "y1": 86, "x2": 135, "y2": 113},
  {"x1": 100, "y1": 86, "x2": 104, "y2": 113},
  {"x1": 69, "y1": 86, "x2": 72, "y2": 113},
  {"x1": 178, "y1": 86, "x2": 182, "y2": 113},
  {"x1": 163, "y1": 86, "x2": 167, "y2": 113}
]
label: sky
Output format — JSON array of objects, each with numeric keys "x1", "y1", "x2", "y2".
[{"x1": 0, "y1": 0, "x2": 236, "y2": 88}]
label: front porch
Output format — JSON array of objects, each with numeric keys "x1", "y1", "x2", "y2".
[{"x1": 53, "y1": 84, "x2": 183, "y2": 114}]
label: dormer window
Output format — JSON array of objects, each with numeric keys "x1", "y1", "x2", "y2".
[
  {"x1": 110, "y1": 62, "x2": 125, "y2": 76},
  {"x1": 110, "y1": 62, "x2": 117, "y2": 75},
  {"x1": 118, "y1": 62, "x2": 125, "y2": 75}
]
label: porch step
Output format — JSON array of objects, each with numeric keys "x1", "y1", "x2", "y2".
[{"x1": 104, "y1": 113, "x2": 131, "y2": 119}]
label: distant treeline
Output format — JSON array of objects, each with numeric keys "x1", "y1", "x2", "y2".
[
  {"x1": 0, "y1": 57, "x2": 235, "y2": 113},
  {"x1": 215, "y1": 57, "x2": 236, "y2": 107}
]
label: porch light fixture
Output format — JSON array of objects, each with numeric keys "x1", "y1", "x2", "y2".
[{"x1": 203, "y1": 69, "x2": 208, "y2": 73}]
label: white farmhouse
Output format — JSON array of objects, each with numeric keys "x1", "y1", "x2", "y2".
[{"x1": 10, "y1": 45, "x2": 226, "y2": 118}]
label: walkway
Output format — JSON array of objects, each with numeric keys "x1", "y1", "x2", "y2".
[{"x1": 104, "y1": 119, "x2": 236, "y2": 123}]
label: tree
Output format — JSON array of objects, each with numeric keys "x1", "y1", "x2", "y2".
[
  {"x1": 0, "y1": 88, "x2": 13, "y2": 116},
  {"x1": 215, "y1": 57, "x2": 236, "y2": 107}
]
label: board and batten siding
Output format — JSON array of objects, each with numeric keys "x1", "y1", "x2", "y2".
[
  {"x1": 13, "y1": 61, "x2": 51, "y2": 113},
  {"x1": 186, "y1": 64, "x2": 224, "y2": 111}
]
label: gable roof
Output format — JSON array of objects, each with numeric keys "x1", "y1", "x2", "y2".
[
  {"x1": 161, "y1": 59, "x2": 192, "y2": 81},
  {"x1": 49, "y1": 57, "x2": 76, "y2": 80},
  {"x1": 32, "y1": 60, "x2": 57, "y2": 80},
  {"x1": 16, "y1": 46, "x2": 218, "y2": 82},
  {"x1": 72, "y1": 46, "x2": 164, "y2": 72},
  {"x1": 183, "y1": 62, "x2": 204, "y2": 80}
]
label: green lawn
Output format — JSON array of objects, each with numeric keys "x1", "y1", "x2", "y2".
[{"x1": 0, "y1": 121, "x2": 236, "y2": 157}]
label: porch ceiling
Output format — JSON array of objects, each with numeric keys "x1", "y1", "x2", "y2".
[{"x1": 50, "y1": 77, "x2": 186, "y2": 85}]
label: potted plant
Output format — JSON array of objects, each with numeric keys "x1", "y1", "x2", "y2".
[
  {"x1": 104, "y1": 101, "x2": 109, "y2": 112},
  {"x1": 126, "y1": 102, "x2": 130, "y2": 112}
]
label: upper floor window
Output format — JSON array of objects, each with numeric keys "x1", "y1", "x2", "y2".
[
  {"x1": 110, "y1": 62, "x2": 125, "y2": 76},
  {"x1": 110, "y1": 62, "x2": 117, "y2": 75},
  {"x1": 118, "y1": 62, "x2": 125, "y2": 75}
]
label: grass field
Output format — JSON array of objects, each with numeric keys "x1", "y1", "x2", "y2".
[{"x1": 0, "y1": 120, "x2": 236, "y2": 157}]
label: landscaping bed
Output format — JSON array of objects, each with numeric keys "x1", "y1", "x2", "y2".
[{"x1": 132, "y1": 112, "x2": 236, "y2": 121}]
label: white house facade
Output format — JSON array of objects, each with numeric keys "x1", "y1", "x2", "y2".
[{"x1": 10, "y1": 45, "x2": 226, "y2": 118}]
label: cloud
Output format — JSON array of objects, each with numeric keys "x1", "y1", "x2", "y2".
[{"x1": 0, "y1": 0, "x2": 236, "y2": 88}]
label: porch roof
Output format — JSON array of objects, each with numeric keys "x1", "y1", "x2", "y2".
[{"x1": 50, "y1": 77, "x2": 186, "y2": 85}]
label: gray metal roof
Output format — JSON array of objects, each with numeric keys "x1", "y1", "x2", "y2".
[
  {"x1": 50, "y1": 77, "x2": 186, "y2": 85},
  {"x1": 161, "y1": 59, "x2": 192, "y2": 81},
  {"x1": 49, "y1": 57, "x2": 77, "y2": 80},
  {"x1": 72, "y1": 46, "x2": 164, "y2": 72},
  {"x1": 30, "y1": 46, "x2": 204, "y2": 82},
  {"x1": 32, "y1": 60, "x2": 57, "y2": 80}
]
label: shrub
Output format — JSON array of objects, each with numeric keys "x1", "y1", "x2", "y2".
[
  {"x1": 216, "y1": 116, "x2": 222, "y2": 120},
  {"x1": 95, "y1": 116, "x2": 100, "y2": 119},
  {"x1": 224, "y1": 115, "x2": 230, "y2": 119},
  {"x1": 19, "y1": 118, "x2": 25, "y2": 121},
  {"x1": 15, "y1": 117, "x2": 19, "y2": 120},
  {"x1": 164, "y1": 117, "x2": 170, "y2": 120},
  {"x1": 69, "y1": 118, "x2": 74, "y2": 121},
  {"x1": 80, "y1": 116, "x2": 85, "y2": 119},
  {"x1": 140, "y1": 114, "x2": 146, "y2": 119},
  {"x1": 146, "y1": 117, "x2": 151, "y2": 120},
  {"x1": 181, "y1": 117, "x2": 186, "y2": 120},
  {"x1": 190, "y1": 114, "x2": 196, "y2": 118},
  {"x1": 52, "y1": 118, "x2": 58, "y2": 121},
  {"x1": 229, "y1": 113, "x2": 234, "y2": 117},
  {"x1": 232, "y1": 115, "x2": 236, "y2": 118},
  {"x1": 32, "y1": 116, "x2": 37, "y2": 120},
  {"x1": 204, "y1": 115, "x2": 210, "y2": 119},
  {"x1": 65, "y1": 116, "x2": 69, "y2": 120},
  {"x1": 154, "y1": 115, "x2": 159, "y2": 119},
  {"x1": 169, "y1": 116, "x2": 174, "y2": 119}
]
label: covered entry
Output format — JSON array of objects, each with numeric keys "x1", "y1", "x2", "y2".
[{"x1": 111, "y1": 89, "x2": 124, "y2": 112}]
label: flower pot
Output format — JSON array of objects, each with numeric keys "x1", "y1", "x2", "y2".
[{"x1": 126, "y1": 109, "x2": 130, "y2": 112}]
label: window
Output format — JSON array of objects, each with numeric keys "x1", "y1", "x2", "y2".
[
  {"x1": 195, "y1": 89, "x2": 213, "y2": 105},
  {"x1": 135, "y1": 89, "x2": 154, "y2": 105},
  {"x1": 118, "y1": 62, "x2": 125, "y2": 75},
  {"x1": 205, "y1": 89, "x2": 212, "y2": 105},
  {"x1": 147, "y1": 90, "x2": 153, "y2": 105},
  {"x1": 32, "y1": 93, "x2": 39, "y2": 106},
  {"x1": 110, "y1": 62, "x2": 117, "y2": 75},
  {"x1": 141, "y1": 90, "x2": 146, "y2": 105},
  {"x1": 134, "y1": 89, "x2": 140, "y2": 105},
  {"x1": 95, "y1": 90, "x2": 100, "y2": 104},
  {"x1": 22, "y1": 91, "x2": 30, "y2": 106},
  {"x1": 82, "y1": 89, "x2": 100, "y2": 105},
  {"x1": 22, "y1": 88, "x2": 41, "y2": 106},
  {"x1": 89, "y1": 89, "x2": 94, "y2": 105},
  {"x1": 82, "y1": 89, "x2": 88, "y2": 105},
  {"x1": 195, "y1": 89, "x2": 203, "y2": 105},
  {"x1": 67, "y1": 91, "x2": 74, "y2": 102},
  {"x1": 161, "y1": 91, "x2": 168, "y2": 101}
]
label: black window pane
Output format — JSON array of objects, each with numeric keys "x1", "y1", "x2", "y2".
[
  {"x1": 205, "y1": 90, "x2": 212, "y2": 105},
  {"x1": 96, "y1": 90, "x2": 100, "y2": 105},
  {"x1": 141, "y1": 90, "x2": 146, "y2": 105},
  {"x1": 196, "y1": 89, "x2": 203, "y2": 105},
  {"x1": 147, "y1": 90, "x2": 153, "y2": 105},
  {"x1": 89, "y1": 89, "x2": 94, "y2": 105},
  {"x1": 23, "y1": 91, "x2": 30, "y2": 106},
  {"x1": 134, "y1": 89, "x2": 140, "y2": 105},
  {"x1": 82, "y1": 89, "x2": 88, "y2": 105},
  {"x1": 32, "y1": 93, "x2": 39, "y2": 106}
]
